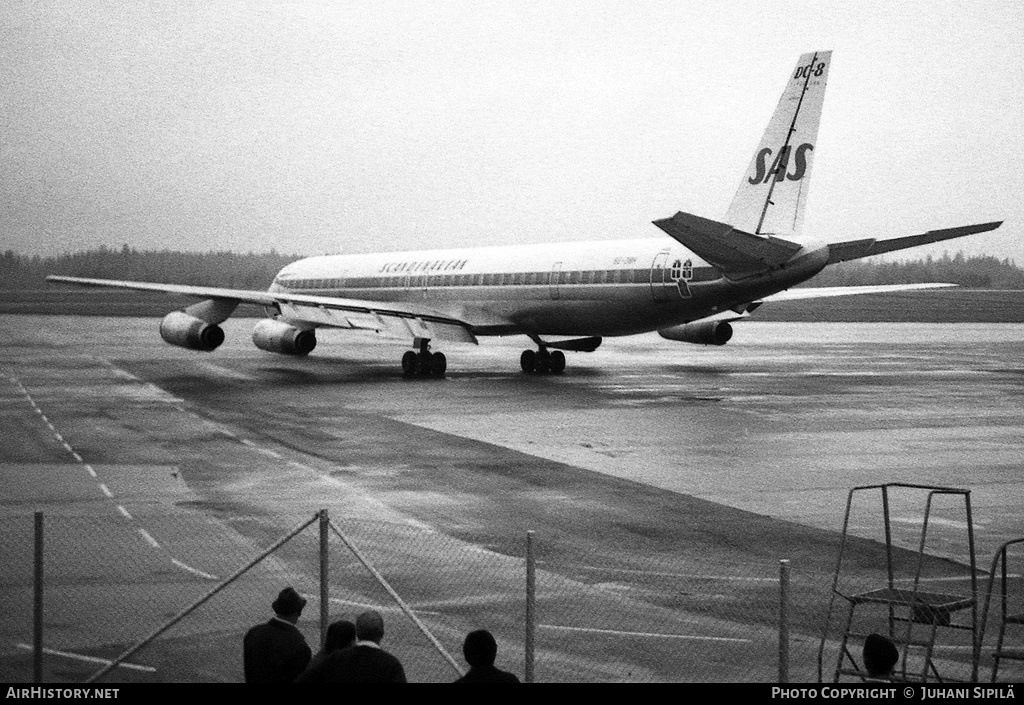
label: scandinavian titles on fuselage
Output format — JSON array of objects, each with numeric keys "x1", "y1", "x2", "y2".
[{"x1": 378, "y1": 259, "x2": 470, "y2": 274}]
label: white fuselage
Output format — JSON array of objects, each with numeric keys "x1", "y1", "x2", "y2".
[{"x1": 269, "y1": 237, "x2": 823, "y2": 339}]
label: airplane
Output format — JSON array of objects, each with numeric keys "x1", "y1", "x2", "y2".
[{"x1": 49, "y1": 51, "x2": 1002, "y2": 378}]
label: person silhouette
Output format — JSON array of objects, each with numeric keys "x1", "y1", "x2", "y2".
[
  {"x1": 862, "y1": 633, "x2": 899, "y2": 680},
  {"x1": 454, "y1": 629, "x2": 520, "y2": 683},
  {"x1": 243, "y1": 587, "x2": 312, "y2": 683},
  {"x1": 296, "y1": 610, "x2": 406, "y2": 683},
  {"x1": 301, "y1": 619, "x2": 356, "y2": 676}
]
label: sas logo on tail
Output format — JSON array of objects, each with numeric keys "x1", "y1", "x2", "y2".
[{"x1": 748, "y1": 143, "x2": 813, "y2": 184}]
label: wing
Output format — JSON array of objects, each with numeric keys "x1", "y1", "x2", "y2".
[{"x1": 46, "y1": 275, "x2": 478, "y2": 344}]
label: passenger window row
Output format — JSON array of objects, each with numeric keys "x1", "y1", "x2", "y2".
[{"x1": 277, "y1": 268, "x2": 705, "y2": 290}]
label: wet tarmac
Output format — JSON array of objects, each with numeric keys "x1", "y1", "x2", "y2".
[{"x1": 1, "y1": 315, "x2": 1022, "y2": 683}]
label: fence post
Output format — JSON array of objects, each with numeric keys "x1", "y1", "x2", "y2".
[
  {"x1": 525, "y1": 530, "x2": 535, "y2": 684},
  {"x1": 779, "y1": 558, "x2": 791, "y2": 683},
  {"x1": 319, "y1": 509, "x2": 329, "y2": 647},
  {"x1": 34, "y1": 511, "x2": 43, "y2": 683}
]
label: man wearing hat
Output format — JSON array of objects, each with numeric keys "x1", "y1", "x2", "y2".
[{"x1": 243, "y1": 586, "x2": 312, "y2": 683}]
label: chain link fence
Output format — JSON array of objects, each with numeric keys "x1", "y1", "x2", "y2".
[{"x1": 1, "y1": 508, "x2": 1020, "y2": 683}]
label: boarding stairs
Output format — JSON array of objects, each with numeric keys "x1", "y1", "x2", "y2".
[
  {"x1": 979, "y1": 538, "x2": 1024, "y2": 682},
  {"x1": 818, "y1": 483, "x2": 980, "y2": 683}
]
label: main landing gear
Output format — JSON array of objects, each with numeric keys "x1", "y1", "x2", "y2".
[
  {"x1": 402, "y1": 339, "x2": 447, "y2": 378},
  {"x1": 520, "y1": 347, "x2": 565, "y2": 375}
]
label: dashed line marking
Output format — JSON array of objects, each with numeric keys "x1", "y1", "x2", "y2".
[
  {"x1": 138, "y1": 529, "x2": 160, "y2": 549},
  {"x1": 12, "y1": 372, "x2": 232, "y2": 585}
]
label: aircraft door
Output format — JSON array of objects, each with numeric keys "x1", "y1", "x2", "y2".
[
  {"x1": 549, "y1": 262, "x2": 562, "y2": 300},
  {"x1": 650, "y1": 251, "x2": 673, "y2": 301}
]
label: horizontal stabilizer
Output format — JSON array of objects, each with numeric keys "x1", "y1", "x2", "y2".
[
  {"x1": 652, "y1": 211, "x2": 803, "y2": 273},
  {"x1": 828, "y1": 222, "x2": 1003, "y2": 264}
]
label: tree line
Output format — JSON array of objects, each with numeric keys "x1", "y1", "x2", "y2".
[
  {"x1": 0, "y1": 246, "x2": 297, "y2": 290},
  {"x1": 801, "y1": 252, "x2": 1024, "y2": 289},
  {"x1": 1, "y1": 245, "x2": 1022, "y2": 289}
]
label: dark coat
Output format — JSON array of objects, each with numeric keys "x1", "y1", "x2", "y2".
[
  {"x1": 243, "y1": 618, "x2": 312, "y2": 683},
  {"x1": 454, "y1": 665, "x2": 521, "y2": 683},
  {"x1": 297, "y1": 643, "x2": 406, "y2": 683}
]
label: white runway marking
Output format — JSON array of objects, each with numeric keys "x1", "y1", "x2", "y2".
[
  {"x1": 237, "y1": 437, "x2": 284, "y2": 459},
  {"x1": 138, "y1": 528, "x2": 161, "y2": 549},
  {"x1": 325, "y1": 597, "x2": 416, "y2": 613},
  {"x1": 15, "y1": 643, "x2": 156, "y2": 673},
  {"x1": 546, "y1": 564, "x2": 780, "y2": 582},
  {"x1": 171, "y1": 559, "x2": 219, "y2": 580},
  {"x1": 540, "y1": 624, "x2": 751, "y2": 642},
  {"x1": 10, "y1": 370, "x2": 245, "y2": 592},
  {"x1": 892, "y1": 516, "x2": 972, "y2": 531}
]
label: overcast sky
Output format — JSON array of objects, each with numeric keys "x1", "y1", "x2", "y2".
[{"x1": 1, "y1": 1, "x2": 1021, "y2": 263}]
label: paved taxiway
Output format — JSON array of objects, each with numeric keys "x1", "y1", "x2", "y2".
[{"x1": 1, "y1": 315, "x2": 1022, "y2": 683}]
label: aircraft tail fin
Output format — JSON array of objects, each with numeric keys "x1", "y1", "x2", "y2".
[{"x1": 724, "y1": 50, "x2": 831, "y2": 239}]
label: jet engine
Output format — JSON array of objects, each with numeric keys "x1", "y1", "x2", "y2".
[
  {"x1": 252, "y1": 318, "x2": 317, "y2": 356},
  {"x1": 159, "y1": 311, "x2": 225, "y2": 352},
  {"x1": 658, "y1": 321, "x2": 733, "y2": 346}
]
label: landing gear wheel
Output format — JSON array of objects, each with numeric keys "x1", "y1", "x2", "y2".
[
  {"x1": 430, "y1": 351, "x2": 447, "y2": 378},
  {"x1": 401, "y1": 350, "x2": 418, "y2": 376},
  {"x1": 417, "y1": 351, "x2": 434, "y2": 377},
  {"x1": 550, "y1": 350, "x2": 566, "y2": 374},
  {"x1": 520, "y1": 349, "x2": 537, "y2": 373},
  {"x1": 535, "y1": 349, "x2": 551, "y2": 374}
]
